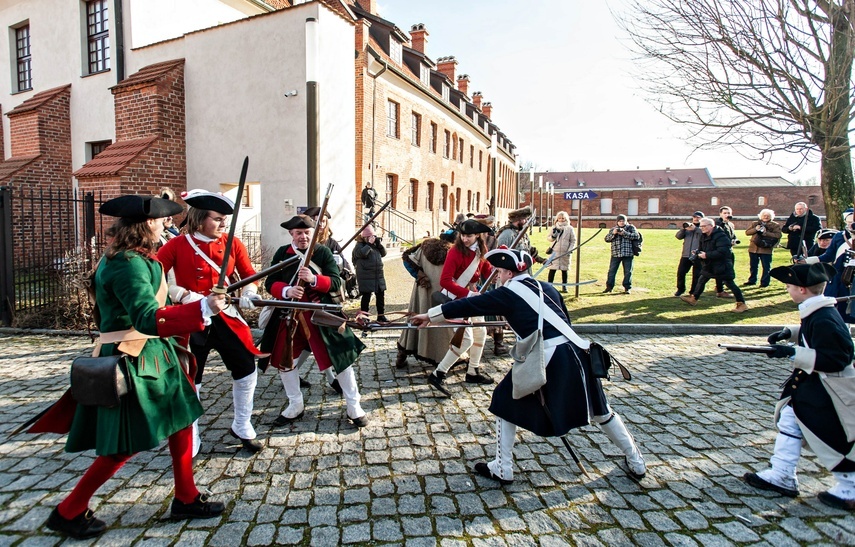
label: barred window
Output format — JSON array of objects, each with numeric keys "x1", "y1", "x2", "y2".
[
  {"x1": 15, "y1": 25, "x2": 31, "y2": 92},
  {"x1": 86, "y1": 0, "x2": 110, "y2": 74}
]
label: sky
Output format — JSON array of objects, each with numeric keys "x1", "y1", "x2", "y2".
[{"x1": 377, "y1": 0, "x2": 820, "y2": 183}]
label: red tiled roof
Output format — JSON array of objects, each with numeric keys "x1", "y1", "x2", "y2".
[
  {"x1": 73, "y1": 136, "x2": 158, "y2": 178},
  {"x1": 6, "y1": 85, "x2": 71, "y2": 117},
  {"x1": 0, "y1": 155, "x2": 39, "y2": 181},
  {"x1": 111, "y1": 59, "x2": 184, "y2": 91},
  {"x1": 541, "y1": 168, "x2": 714, "y2": 191}
]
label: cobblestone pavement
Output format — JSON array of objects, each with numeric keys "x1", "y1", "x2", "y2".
[{"x1": 1, "y1": 332, "x2": 855, "y2": 546}]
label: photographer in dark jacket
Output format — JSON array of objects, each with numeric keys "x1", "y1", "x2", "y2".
[
  {"x1": 782, "y1": 202, "x2": 821, "y2": 259},
  {"x1": 674, "y1": 211, "x2": 704, "y2": 297},
  {"x1": 353, "y1": 224, "x2": 387, "y2": 322},
  {"x1": 680, "y1": 218, "x2": 748, "y2": 312},
  {"x1": 603, "y1": 214, "x2": 639, "y2": 294},
  {"x1": 713, "y1": 206, "x2": 739, "y2": 297}
]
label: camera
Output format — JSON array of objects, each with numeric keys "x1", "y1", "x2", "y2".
[
  {"x1": 688, "y1": 249, "x2": 699, "y2": 262},
  {"x1": 374, "y1": 236, "x2": 382, "y2": 245},
  {"x1": 682, "y1": 222, "x2": 690, "y2": 229},
  {"x1": 843, "y1": 249, "x2": 855, "y2": 286},
  {"x1": 756, "y1": 225, "x2": 766, "y2": 233},
  {"x1": 726, "y1": 215, "x2": 733, "y2": 221}
]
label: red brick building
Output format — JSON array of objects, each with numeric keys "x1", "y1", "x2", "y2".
[{"x1": 523, "y1": 168, "x2": 826, "y2": 230}]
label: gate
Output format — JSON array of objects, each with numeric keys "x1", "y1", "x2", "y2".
[{"x1": 0, "y1": 186, "x2": 105, "y2": 327}]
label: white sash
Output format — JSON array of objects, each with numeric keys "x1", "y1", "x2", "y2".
[
  {"x1": 506, "y1": 279, "x2": 590, "y2": 350},
  {"x1": 441, "y1": 251, "x2": 481, "y2": 301},
  {"x1": 183, "y1": 235, "x2": 245, "y2": 322}
]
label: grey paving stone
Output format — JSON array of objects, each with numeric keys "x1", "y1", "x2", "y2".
[
  {"x1": 247, "y1": 523, "x2": 275, "y2": 546},
  {"x1": 342, "y1": 522, "x2": 371, "y2": 544}
]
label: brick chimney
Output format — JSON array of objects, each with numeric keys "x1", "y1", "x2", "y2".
[
  {"x1": 436, "y1": 56, "x2": 457, "y2": 83},
  {"x1": 482, "y1": 102, "x2": 493, "y2": 120},
  {"x1": 457, "y1": 74, "x2": 470, "y2": 97},
  {"x1": 410, "y1": 23, "x2": 428, "y2": 54},
  {"x1": 472, "y1": 91, "x2": 483, "y2": 110},
  {"x1": 355, "y1": 0, "x2": 376, "y2": 15}
]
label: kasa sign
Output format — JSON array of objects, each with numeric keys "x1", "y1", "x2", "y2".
[{"x1": 563, "y1": 191, "x2": 598, "y2": 200}]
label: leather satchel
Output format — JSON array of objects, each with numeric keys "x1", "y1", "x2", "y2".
[
  {"x1": 588, "y1": 342, "x2": 632, "y2": 381},
  {"x1": 70, "y1": 355, "x2": 131, "y2": 407}
]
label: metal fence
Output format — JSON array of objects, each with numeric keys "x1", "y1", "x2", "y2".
[{"x1": 0, "y1": 186, "x2": 106, "y2": 327}]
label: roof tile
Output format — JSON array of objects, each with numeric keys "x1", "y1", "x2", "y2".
[{"x1": 73, "y1": 136, "x2": 158, "y2": 178}]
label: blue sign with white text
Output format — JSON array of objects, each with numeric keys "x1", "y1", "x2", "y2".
[{"x1": 563, "y1": 191, "x2": 598, "y2": 200}]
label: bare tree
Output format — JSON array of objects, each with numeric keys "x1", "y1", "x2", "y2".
[{"x1": 617, "y1": 0, "x2": 855, "y2": 226}]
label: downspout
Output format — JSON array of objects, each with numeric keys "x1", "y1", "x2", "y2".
[
  {"x1": 369, "y1": 60, "x2": 388, "y2": 188},
  {"x1": 114, "y1": 0, "x2": 125, "y2": 82}
]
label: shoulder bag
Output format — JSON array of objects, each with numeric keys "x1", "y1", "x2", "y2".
[
  {"x1": 508, "y1": 282, "x2": 547, "y2": 399},
  {"x1": 70, "y1": 354, "x2": 131, "y2": 408}
]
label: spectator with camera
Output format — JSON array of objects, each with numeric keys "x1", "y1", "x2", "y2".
[
  {"x1": 680, "y1": 218, "x2": 748, "y2": 312},
  {"x1": 781, "y1": 202, "x2": 821, "y2": 259},
  {"x1": 744, "y1": 209, "x2": 782, "y2": 287},
  {"x1": 713, "y1": 206, "x2": 739, "y2": 297},
  {"x1": 353, "y1": 225, "x2": 387, "y2": 322},
  {"x1": 603, "y1": 214, "x2": 639, "y2": 294},
  {"x1": 674, "y1": 211, "x2": 705, "y2": 297},
  {"x1": 546, "y1": 211, "x2": 576, "y2": 293}
]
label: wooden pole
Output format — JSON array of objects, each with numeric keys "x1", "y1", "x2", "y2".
[{"x1": 575, "y1": 200, "x2": 583, "y2": 298}]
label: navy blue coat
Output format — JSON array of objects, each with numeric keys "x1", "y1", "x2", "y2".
[
  {"x1": 813, "y1": 231, "x2": 855, "y2": 322},
  {"x1": 439, "y1": 276, "x2": 609, "y2": 436}
]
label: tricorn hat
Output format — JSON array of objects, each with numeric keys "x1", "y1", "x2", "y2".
[
  {"x1": 816, "y1": 229, "x2": 838, "y2": 241},
  {"x1": 303, "y1": 206, "x2": 331, "y2": 219},
  {"x1": 280, "y1": 214, "x2": 316, "y2": 230},
  {"x1": 485, "y1": 247, "x2": 533, "y2": 272},
  {"x1": 507, "y1": 206, "x2": 532, "y2": 222},
  {"x1": 181, "y1": 189, "x2": 234, "y2": 215},
  {"x1": 99, "y1": 195, "x2": 183, "y2": 221},
  {"x1": 439, "y1": 229, "x2": 456, "y2": 243},
  {"x1": 770, "y1": 263, "x2": 836, "y2": 287},
  {"x1": 457, "y1": 219, "x2": 492, "y2": 235}
]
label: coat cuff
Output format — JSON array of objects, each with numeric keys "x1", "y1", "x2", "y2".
[
  {"x1": 803, "y1": 256, "x2": 820, "y2": 265},
  {"x1": 156, "y1": 303, "x2": 206, "y2": 337},
  {"x1": 313, "y1": 274, "x2": 332, "y2": 293},
  {"x1": 793, "y1": 346, "x2": 816, "y2": 374},
  {"x1": 787, "y1": 325, "x2": 800, "y2": 342},
  {"x1": 427, "y1": 305, "x2": 446, "y2": 323},
  {"x1": 270, "y1": 281, "x2": 289, "y2": 299}
]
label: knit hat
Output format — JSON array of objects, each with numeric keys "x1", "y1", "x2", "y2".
[
  {"x1": 692, "y1": 211, "x2": 705, "y2": 218},
  {"x1": 616, "y1": 214, "x2": 628, "y2": 222}
]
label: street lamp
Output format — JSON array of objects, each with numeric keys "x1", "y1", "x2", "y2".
[{"x1": 306, "y1": 17, "x2": 319, "y2": 207}]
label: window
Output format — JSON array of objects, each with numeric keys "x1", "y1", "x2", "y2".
[
  {"x1": 600, "y1": 198, "x2": 613, "y2": 215},
  {"x1": 476, "y1": 192, "x2": 480, "y2": 211},
  {"x1": 386, "y1": 100, "x2": 399, "y2": 138},
  {"x1": 470, "y1": 145, "x2": 474, "y2": 168},
  {"x1": 427, "y1": 182, "x2": 434, "y2": 211},
  {"x1": 571, "y1": 199, "x2": 579, "y2": 210},
  {"x1": 386, "y1": 174, "x2": 396, "y2": 208},
  {"x1": 420, "y1": 65, "x2": 430, "y2": 87},
  {"x1": 648, "y1": 198, "x2": 660, "y2": 214},
  {"x1": 458, "y1": 138, "x2": 464, "y2": 163},
  {"x1": 711, "y1": 196, "x2": 719, "y2": 206},
  {"x1": 86, "y1": 0, "x2": 110, "y2": 74},
  {"x1": 441, "y1": 84, "x2": 449, "y2": 102},
  {"x1": 14, "y1": 24, "x2": 31, "y2": 92},
  {"x1": 440, "y1": 184, "x2": 448, "y2": 211},
  {"x1": 758, "y1": 196, "x2": 766, "y2": 206},
  {"x1": 455, "y1": 189, "x2": 461, "y2": 212},
  {"x1": 408, "y1": 179, "x2": 417, "y2": 211},
  {"x1": 429, "y1": 122, "x2": 437, "y2": 153},
  {"x1": 411, "y1": 112, "x2": 421, "y2": 146},
  {"x1": 389, "y1": 38, "x2": 402, "y2": 64},
  {"x1": 87, "y1": 140, "x2": 111, "y2": 161},
  {"x1": 478, "y1": 150, "x2": 483, "y2": 171},
  {"x1": 467, "y1": 190, "x2": 472, "y2": 212},
  {"x1": 627, "y1": 198, "x2": 638, "y2": 216},
  {"x1": 443, "y1": 130, "x2": 451, "y2": 158}
]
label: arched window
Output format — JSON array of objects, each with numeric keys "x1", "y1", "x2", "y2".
[{"x1": 440, "y1": 184, "x2": 448, "y2": 211}]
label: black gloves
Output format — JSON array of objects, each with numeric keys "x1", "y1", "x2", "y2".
[
  {"x1": 767, "y1": 345, "x2": 796, "y2": 359},
  {"x1": 767, "y1": 328, "x2": 792, "y2": 344},
  {"x1": 416, "y1": 270, "x2": 431, "y2": 289}
]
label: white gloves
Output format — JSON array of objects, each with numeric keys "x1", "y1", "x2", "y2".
[
  {"x1": 333, "y1": 253, "x2": 343, "y2": 267},
  {"x1": 169, "y1": 285, "x2": 205, "y2": 305},
  {"x1": 467, "y1": 290, "x2": 479, "y2": 298},
  {"x1": 239, "y1": 287, "x2": 262, "y2": 310}
]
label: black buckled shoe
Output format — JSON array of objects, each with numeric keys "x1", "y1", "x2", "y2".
[
  {"x1": 350, "y1": 415, "x2": 369, "y2": 428},
  {"x1": 474, "y1": 462, "x2": 513, "y2": 485},
  {"x1": 465, "y1": 371, "x2": 494, "y2": 385},
  {"x1": 46, "y1": 507, "x2": 107, "y2": 539},
  {"x1": 328, "y1": 379, "x2": 343, "y2": 394},
  {"x1": 299, "y1": 376, "x2": 311, "y2": 388},
  {"x1": 493, "y1": 342, "x2": 509, "y2": 356},
  {"x1": 269, "y1": 412, "x2": 304, "y2": 427},
  {"x1": 427, "y1": 371, "x2": 452, "y2": 397},
  {"x1": 171, "y1": 493, "x2": 225, "y2": 520},
  {"x1": 818, "y1": 491, "x2": 855, "y2": 510},
  {"x1": 743, "y1": 472, "x2": 799, "y2": 498},
  {"x1": 229, "y1": 428, "x2": 263, "y2": 453}
]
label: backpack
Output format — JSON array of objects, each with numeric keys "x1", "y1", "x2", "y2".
[{"x1": 631, "y1": 230, "x2": 643, "y2": 256}]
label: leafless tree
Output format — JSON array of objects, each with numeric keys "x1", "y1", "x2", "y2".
[{"x1": 617, "y1": 0, "x2": 855, "y2": 226}]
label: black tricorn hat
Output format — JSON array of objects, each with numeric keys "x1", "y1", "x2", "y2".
[
  {"x1": 485, "y1": 247, "x2": 533, "y2": 272},
  {"x1": 303, "y1": 206, "x2": 331, "y2": 219},
  {"x1": 181, "y1": 189, "x2": 234, "y2": 215},
  {"x1": 99, "y1": 195, "x2": 183, "y2": 220},
  {"x1": 457, "y1": 219, "x2": 492, "y2": 235},
  {"x1": 280, "y1": 214, "x2": 316, "y2": 230},
  {"x1": 770, "y1": 263, "x2": 836, "y2": 287}
]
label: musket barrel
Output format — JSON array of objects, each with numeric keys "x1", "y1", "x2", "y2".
[
  {"x1": 230, "y1": 297, "x2": 342, "y2": 311},
  {"x1": 227, "y1": 255, "x2": 301, "y2": 293}
]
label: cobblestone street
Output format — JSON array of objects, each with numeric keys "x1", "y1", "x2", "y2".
[{"x1": 1, "y1": 332, "x2": 855, "y2": 546}]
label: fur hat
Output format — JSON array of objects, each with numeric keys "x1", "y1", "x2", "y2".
[
  {"x1": 181, "y1": 189, "x2": 234, "y2": 214},
  {"x1": 507, "y1": 206, "x2": 532, "y2": 222},
  {"x1": 474, "y1": 214, "x2": 495, "y2": 228},
  {"x1": 280, "y1": 214, "x2": 316, "y2": 230},
  {"x1": 100, "y1": 195, "x2": 183, "y2": 220},
  {"x1": 770, "y1": 263, "x2": 836, "y2": 287}
]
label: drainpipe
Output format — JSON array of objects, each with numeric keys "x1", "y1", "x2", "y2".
[
  {"x1": 369, "y1": 60, "x2": 388, "y2": 188},
  {"x1": 114, "y1": 0, "x2": 125, "y2": 82}
]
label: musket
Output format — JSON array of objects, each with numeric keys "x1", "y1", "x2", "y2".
[
  {"x1": 277, "y1": 183, "x2": 334, "y2": 371},
  {"x1": 212, "y1": 156, "x2": 249, "y2": 295},
  {"x1": 339, "y1": 199, "x2": 392, "y2": 252},
  {"x1": 532, "y1": 228, "x2": 604, "y2": 279},
  {"x1": 226, "y1": 255, "x2": 300, "y2": 294},
  {"x1": 837, "y1": 294, "x2": 855, "y2": 303},
  {"x1": 228, "y1": 297, "x2": 341, "y2": 312},
  {"x1": 792, "y1": 213, "x2": 809, "y2": 262},
  {"x1": 718, "y1": 343, "x2": 778, "y2": 355},
  {"x1": 310, "y1": 310, "x2": 504, "y2": 332},
  {"x1": 448, "y1": 214, "x2": 537, "y2": 348}
]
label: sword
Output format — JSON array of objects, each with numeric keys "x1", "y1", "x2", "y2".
[
  {"x1": 718, "y1": 343, "x2": 778, "y2": 355},
  {"x1": 227, "y1": 297, "x2": 342, "y2": 312},
  {"x1": 212, "y1": 156, "x2": 249, "y2": 295}
]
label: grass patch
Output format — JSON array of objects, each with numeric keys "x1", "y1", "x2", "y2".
[{"x1": 528, "y1": 227, "x2": 800, "y2": 325}]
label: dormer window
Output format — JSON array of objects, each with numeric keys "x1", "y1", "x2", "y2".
[
  {"x1": 578, "y1": 179, "x2": 585, "y2": 187},
  {"x1": 669, "y1": 177, "x2": 678, "y2": 185},
  {"x1": 635, "y1": 178, "x2": 644, "y2": 186},
  {"x1": 420, "y1": 65, "x2": 430, "y2": 87},
  {"x1": 390, "y1": 38, "x2": 402, "y2": 64},
  {"x1": 442, "y1": 84, "x2": 449, "y2": 102}
]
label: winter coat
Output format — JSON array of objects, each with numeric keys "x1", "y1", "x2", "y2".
[
  {"x1": 547, "y1": 222, "x2": 576, "y2": 271},
  {"x1": 352, "y1": 237, "x2": 387, "y2": 293},
  {"x1": 675, "y1": 224, "x2": 703, "y2": 258},
  {"x1": 746, "y1": 220, "x2": 782, "y2": 255},
  {"x1": 781, "y1": 210, "x2": 821, "y2": 254},
  {"x1": 698, "y1": 226, "x2": 736, "y2": 280}
]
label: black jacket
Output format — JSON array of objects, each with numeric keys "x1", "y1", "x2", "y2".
[
  {"x1": 698, "y1": 226, "x2": 735, "y2": 279},
  {"x1": 352, "y1": 238, "x2": 387, "y2": 293},
  {"x1": 782, "y1": 210, "x2": 821, "y2": 253}
]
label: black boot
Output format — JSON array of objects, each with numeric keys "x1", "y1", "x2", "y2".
[
  {"x1": 171, "y1": 493, "x2": 225, "y2": 520},
  {"x1": 46, "y1": 508, "x2": 107, "y2": 539}
]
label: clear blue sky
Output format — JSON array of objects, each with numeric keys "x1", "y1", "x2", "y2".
[{"x1": 378, "y1": 0, "x2": 820, "y2": 183}]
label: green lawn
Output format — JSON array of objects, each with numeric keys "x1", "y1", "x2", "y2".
[{"x1": 528, "y1": 227, "x2": 801, "y2": 325}]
